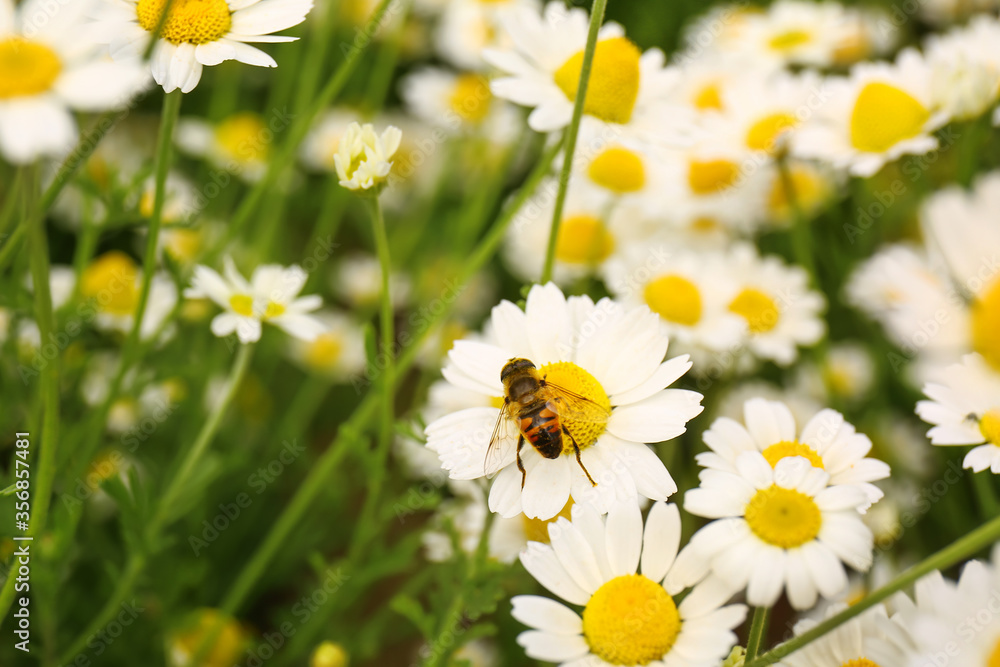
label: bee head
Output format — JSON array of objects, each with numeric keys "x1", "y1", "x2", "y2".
[{"x1": 500, "y1": 358, "x2": 536, "y2": 382}]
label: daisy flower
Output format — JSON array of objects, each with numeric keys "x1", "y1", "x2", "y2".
[
  {"x1": 424, "y1": 283, "x2": 703, "y2": 519},
  {"x1": 93, "y1": 0, "x2": 313, "y2": 94},
  {"x1": 917, "y1": 353, "x2": 1000, "y2": 474},
  {"x1": 334, "y1": 122, "x2": 402, "y2": 191},
  {"x1": 433, "y1": 0, "x2": 536, "y2": 71},
  {"x1": 764, "y1": 160, "x2": 837, "y2": 228},
  {"x1": 793, "y1": 49, "x2": 950, "y2": 177},
  {"x1": 673, "y1": 454, "x2": 875, "y2": 610},
  {"x1": 697, "y1": 397, "x2": 891, "y2": 507},
  {"x1": 80, "y1": 251, "x2": 178, "y2": 340},
  {"x1": 776, "y1": 603, "x2": 916, "y2": 667},
  {"x1": 185, "y1": 256, "x2": 325, "y2": 344},
  {"x1": 512, "y1": 501, "x2": 746, "y2": 667},
  {"x1": 925, "y1": 16, "x2": 1000, "y2": 122},
  {"x1": 0, "y1": 0, "x2": 148, "y2": 163},
  {"x1": 175, "y1": 111, "x2": 272, "y2": 182},
  {"x1": 400, "y1": 67, "x2": 494, "y2": 130},
  {"x1": 726, "y1": 244, "x2": 826, "y2": 366}
]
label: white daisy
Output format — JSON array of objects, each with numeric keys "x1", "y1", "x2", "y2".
[
  {"x1": 424, "y1": 283, "x2": 703, "y2": 519},
  {"x1": 433, "y1": 0, "x2": 537, "y2": 71},
  {"x1": 917, "y1": 353, "x2": 1000, "y2": 473},
  {"x1": 93, "y1": 0, "x2": 313, "y2": 94},
  {"x1": 334, "y1": 121, "x2": 402, "y2": 191},
  {"x1": 776, "y1": 602, "x2": 916, "y2": 667},
  {"x1": 185, "y1": 256, "x2": 325, "y2": 344},
  {"x1": 925, "y1": 15, "x2": 1000, "y2": 122},
  {"x1": 400, "y1": 67, "x2": 493, "y2": 130},
  {"x1": 512, "y1": 501, "x2": 746, "y2": 667},
  {"x1": 793, "y1": 49, "x2": 950, "y2": 177},
  {"x1": 697, "y1": 397, "x2": 891, "y2": 507},
  {"x1": 673, "y1": 455, "x2": 875, "y2": 610},
  {"x1": 285, "y1": 310, "x2": 365, "y2": 380},
  {"x1": 0, "y1": 0, "x2": 148, "y2": 163},
  {"x1": 175, "y1": 111, "x2": 271, "y2": 182}
]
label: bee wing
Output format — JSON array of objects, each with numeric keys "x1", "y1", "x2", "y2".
[
  {"x1": 545, "y1": 382, "x2": 612, "y2": 424},
  {"x1": 484, "y1": 401, "x2": 519, "y2": 478}
]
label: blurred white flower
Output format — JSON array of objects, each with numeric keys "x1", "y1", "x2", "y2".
[{"x1": 175, "y1": 111, "x2": 272, "y2": 182}]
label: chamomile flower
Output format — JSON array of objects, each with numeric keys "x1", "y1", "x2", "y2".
[
  {"x1": 764, "y1": 160, "x2": 837, "y2": 228},
  {"x1": 334, "y1": 122, "x2": 402, "y2": 191},
  {"x1": 794, "y1": 49, "x2": 950, "y2": 177},
  {"x1": 0, "y1": 0, "x2": 148, "y2": 163},
  {"x1": 917, "y1": 353, "x2": 1000, "y2": 474},
  {"x1": 925, "y1": 16, "x2": 1000, "y2": 122},
  {"x1": 175, "y1": 111, "x2": 272, "y2": 182},
  {"x1": 776, "y1": 603, "x2": 915, "y2": 667},
  {"x1": 424, "y1": 283, "x2": 703, "y2": 519},
  {"x1": 80, "y1": 251, "x2": 178, "y2": 340},
  {"x1": 400, "y1": 67, "x2": 493, "y2": 130},
  {"x1": 512, "y1": 501, "x2": 746, "y2": 667},
  {"x1": 674, "y1": 455, "x2": 875, "y2": 609},
  {"x1": 94, "y1": 0, "x2": 313, "y2": 94},
  {"x1": 434, "y1": 0, "x2": 536, "y2": 70},
  {"x1": 727, "y1": 244, "x2": 826, "y2": 366},
  {"x1": 167, "y1": 608, "x2": 250, "y2": 667},
  {"x1": 698, "y1": 397, "x2": 891, "y2": 507},
  {"x1": 286, "y1": 311, "x2": 365, "y2": 380},
  {"x1": 185, "y1": 257, "x2": 325, "y2": 344}
]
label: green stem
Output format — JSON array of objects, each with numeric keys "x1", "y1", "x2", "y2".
[
  {"x1": 363, "y1": 0, "x2": 411, "y2": 114},
  {"x1": 540, "y1": 0, "x2": 608, "y2": 284},
  {"x1": 0, "y1": 167, "x2": 22, "y2": 237},
  {"x1": 0, "y1": 224, "x2": 25, "y2": 274},
  {"x1": 746, "y1": 512, "x2": 1000, "y2": 667},
  {"x1": 744, "y1": 606, "x2": 770, "y2": 661}
]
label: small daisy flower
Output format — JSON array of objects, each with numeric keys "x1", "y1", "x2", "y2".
[
  {"x1": 512, "y1": 501, "x2": 746, "y2": 667},
  {"x1": 925, "y1": 16, "x2": 1000, "y2": 122},
  {"x1": 776, "y1": 602, "x2": 916, "y2": 667},
  {"x1": 175, "y1": 111, "x2": 272, "y2": 182},
  {"x1": 793, "y1": 49, "x2": 950, "y2": 177},
  {"x1": 80, "y1": 251, "x2": 178, "y2": 340},
  {"x1": 334, "y1": 122, "x2": 402, "y2": 191},
  {"x1": 185, "y1": 257, "x2": 325, "y2": 344},
  {"x1": 94, "y1": 0, "x2": 313, "y2": 94},
  {"x1": 286, "y1": 310, "x2": 365, "y2": 380},
  {"x1": 917, "y1": 353, "x2": 1000, "y2": 474},
  {"x1": 167, "y1": 608, "x2": 250, "y2": 667},
  {"x1": 433, "y1": 0, "x2": 536, "y2": 70},
  {"x1": 764, "y1": 160, "x2": 837, "y2": 228},
  {"x1": 674, "y1": 454, "x2": 875, "y2": 609},
  {"x1": 424, "y1": 283, "x2": 703, "y2": 519},
  {"x1": 726, "y1": 244, "x2": 826, "y2": 366},
  {"x1": 698, "y1": 397, "x2": 891, "y2": 507},
  {"x1": 400, "y1": 67, "x2": 494, "y2": 129},
  {"x1": 0, "y1": 0, "x2": 148, "y2": 163}
]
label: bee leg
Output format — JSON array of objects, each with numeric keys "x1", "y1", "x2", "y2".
[
  {"x1": 561, "y1": 426, "x2": 597, "y2": 487},
  {"x1": 517, "y1": 435, "x2": 527, "y2": 490}
]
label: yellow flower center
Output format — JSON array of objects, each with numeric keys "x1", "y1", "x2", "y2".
[
  {"x1": 761, "y1": 440, "x2": 824, "y2": 469},
  {"x1": 229, "y1": 294, "x2": 254, "y2": 317},
  {"x1": 582, "y1": 574, "x2": 681, "y2": 666},
  {"x1": 768, "y1": 29, "x2": 812, "y2": 51},
  {"x1": 164, "y1": 228, "x2": 203, "y2": 262},
  {"x1": 987, "y1": 637, "x2": 1000, "y2": 667},
  {"x1": 311, "y1": 641, "x2": 349, "y2": 667},
  {"x1": 449, "y1": 73, "x2": 492, "y2": 122},
  {"x1": 768, "y1": 164, "x2": 828, "y2": 220},
  {"x1": 0, "y1": 38, "x2": 62, "y2": 99},
  {"x1": 539, "y1": 361, "x2": 611, "y2": 451},
  {"x1": 687, "y1": 159, "x2": 739, "y2": 195},
  {"x1": 553, "y1": 37, "x2": 641, "y2": 125},
  {"x1": 521, "y1": 498, "x2": 574, "y2": 543},
  {"x1": 745, "y1": 485, "x2": 822, "y2": 549},
  {"x1": 980, "y1": 410, "x2": 1000, "y2": 447},
  {"x1": 588, "y1": 146, "x2": 646, "y2": 193},
  {"x1": 746, "y1": 112, "x2": 798, "y2": 153},
  {"x1": 690, "y1": 216, "x2": 721, "y2": 233},
  {"x1": 729, "y1": 288, "x2": 780, "y2": 334},
  {"x1": 972, "y1": 279, "x2": 1000, "y2": 372},
  {"x1": 170, "y1": 609, "x2": 248, "y2": 667},
  {"x1": 304, "y1": 332, "x2": 343, "y2": 370},
  {"x1": 841, "y1": 660, "x2": 880, "y2": 667},
  {"x1": 136, "y1": 0, "x2": 233, "y2": 45},
  {"x1": 263, "y1": 301, "x2": 285, "y2": 319},
  {"x1": 82, "y1": 251, "x2": 139, "y2": 316},
  {"x1": 849, "y1": 82, "x2": 929, "y2": 154},
  {"x1": 215, "y1": 112, "x2": 270, "y2": 164},
  {"x1": 86, "y1": 450, "x2": 123, "y2": 490},
  {"x1": 644, "y1": 275, "x2": 703, "y2": 326},
  {"x1": 555, "y1": 214, "x2": 615, "y2": 265},
  {"x1": 693, "y1": 82, "x2": 723, "y2": 111}
]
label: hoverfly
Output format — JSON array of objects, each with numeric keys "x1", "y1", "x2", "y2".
[{"x1": 485, "y1": 358, "x2": 612, "y2": 489}]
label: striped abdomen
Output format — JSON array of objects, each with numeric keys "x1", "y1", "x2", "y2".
[{"x1": 519, "y1": 402, "x2": 563, "y2": 459}]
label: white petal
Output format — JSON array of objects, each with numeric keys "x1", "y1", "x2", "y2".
[
  {"x1": 607, "y1": 389, "x2": 703, "y2": 443},
  {"x1": 516, "y1": 630, "x2": 589, "y2": 662},
  {"x1": 520, "y1": 542, "x2": 590, "y2": 606},
  {"x1": 641, "y1": 502, "x2": 681, "y2": 584},
  {"x1": 605, "y1": 500, "x2": 642, "y2": 577},
  {"x1": 510, "y1": 596, "x2": 583, "y2": 636}
]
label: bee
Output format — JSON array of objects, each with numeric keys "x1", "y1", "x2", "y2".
[{"x1": 485, "y1": 358, "x2": 611, "y2": 489}]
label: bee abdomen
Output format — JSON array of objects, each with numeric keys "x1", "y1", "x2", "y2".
[{"x1": 520, "y1": 407, "x2": 563, "y2": 459}]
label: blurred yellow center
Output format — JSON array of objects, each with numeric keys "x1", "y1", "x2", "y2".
[
  {"x1": 987, "y1": 638, "x2": 1000, "y2": 667},
  {"x1": 539, "y1": 361, "x2": 610, "y2": 450},
  {"x1": 644, "y1": 275, "x2": 702, "y2": 326},
  {"x1": 86, "y1": 450, "x2": 123, "y2": 490},
  {"x1": 588, "y1": 146, "x2": 645, "y2": 193},
  {"x1": 972, "y1": 279, "x2": 1000, "y2": 371},
  {"x1": 768, "y1": 29, "x2": 812, "y2": 51},
  {"x1": 762, "y1": 440, "x2": 824, "y2": 469},
  {"x1": 229, "y1": 295, "x2": 253, "y2": 317},
  {"x1": 263, "y1": 302, "x2": 285, "y2": 319},
  {"x1": 980, "y1": 411, "x2": 1000, "y2": 447},
  {"x1": 841, "y1": 660, "x2": 880, "y2": 667},
  {"x1": 215, "y1": 112, "x2": 269, "y2": 163},
  {"x1": 693, "y1": 82, "x2": 723, "y2": 110},
  {"x1": 687, "y1": 159, "x2": 739, "y2": 195},
  {"x1": 746, "y1": 112, "x2": 797, "y2": 153},
  {"x1": 164, "y1": 228, "x2": 203, "y2": 262},
  {"x1": 746, "y1": 485, "x2": 821, "y2": 548},
  {"x1": 0, "y1": 38, "x2": 61, "y2": 99},
  {"x1": 136, "y1": 0, "x2": 232, "y2": 44},
  {"x1": 769, "y1": 164, "x2": 828, "y2": 219},
  {"x1": 554, "y1": 37, "x2": 641, "y2": 125},
  {"x1": 850, "y1": 82, "x2": 929, "y2": 153},
  {"x1": 521, "y1": 498, "x2": 574, "y2": 543},
  {"x1": 170, "y1": 609, "x2": 248, "y2": 667},
  {"x1": 691, "y1": 216, "x2": 720, "y2": 233},
  {"x1": 555, "y1": 215, "x2": 615, "y2": 265},
  {"x1": 449, "y1": 73, "x2": 492, "y2": 122},
  {"x1": 82, "y1": 252, "x2": 139, "y2": 316},
  {"x1": 583, "y1": 574, "x2": 681, "y2": 666},
  {"x1": 304, "y1": 332, "x2": 343, "y2": 370},
  {"x1": 311, "y1": 641, "x2": 349, "y2": 667},
  {"x1": 729, "y1": 288, "x2": 780, "y2": 333}
]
